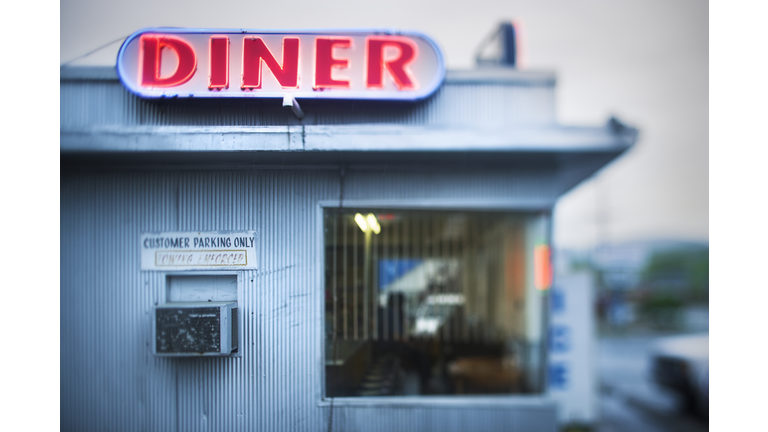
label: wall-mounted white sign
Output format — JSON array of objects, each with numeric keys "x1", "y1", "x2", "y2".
[
  {"x1": 140, "y1": 231, "x2": 257, "y2": 271},
  {"x1": 547, "y1": 272, "x2": 597, "y2": 426}
]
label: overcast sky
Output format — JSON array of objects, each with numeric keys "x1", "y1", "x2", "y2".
[{"x1": 60, "y1": 0, "x2": 708, "y2": 250}]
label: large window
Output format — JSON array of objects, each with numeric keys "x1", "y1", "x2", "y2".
[{"x1": 324, "y1": 209, "x2": 550, "y2": 397}]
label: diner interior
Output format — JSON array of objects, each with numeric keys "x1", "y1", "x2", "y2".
[{"x1": 324, "y1": 209, "x2": 548, "y2": 397}]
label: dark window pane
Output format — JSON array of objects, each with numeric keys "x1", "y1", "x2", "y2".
[{"x1": 325, "y1": 209, "x2": 548, "y2": 397}]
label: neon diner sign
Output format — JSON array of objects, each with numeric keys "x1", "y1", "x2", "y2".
[{"x1": 117, "y1": 28, "x2": 445, "y2": 100}]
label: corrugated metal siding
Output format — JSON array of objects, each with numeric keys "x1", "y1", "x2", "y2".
[
  {"x1": 325, "y1": 404, "x2": 557, "y2": 432},
  {"x1": 60, "y1": 80, "x2": 555, "y2": 132},
  {"x1": 61, "y1": 168, "x2": 557, "y2": 432},
  {"x1": 342, "y1": 169, "x2": 556, "y2": 205},
  {"x1": 61, "y1": 173, "x2": 180, "y2": 432}
]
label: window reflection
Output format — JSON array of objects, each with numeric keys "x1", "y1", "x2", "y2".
[{"x1": 325, "y1": 209, "x2": 548, "y2": 397}]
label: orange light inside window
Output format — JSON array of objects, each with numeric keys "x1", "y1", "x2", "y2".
[{"x1": 534, "y1": 244, "x2": 552, "y2": 290}]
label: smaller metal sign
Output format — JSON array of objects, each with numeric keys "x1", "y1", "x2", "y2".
[{"x1": 141, "y1": 231, "x2": 257, "y2": 271}]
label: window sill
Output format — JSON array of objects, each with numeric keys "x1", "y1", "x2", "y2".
[{"x1": 317, "y1": 394, "x2": 554, "y2": 408}]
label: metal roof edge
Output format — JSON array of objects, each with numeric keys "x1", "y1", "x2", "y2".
[
  {"x1": 59, "y1": 65, "x2": 555, "y2": 86},
  {"x1": 60, "y1": 65, "x2": 119, "y2": 81},
  {"x1": 60, "y1": 123, "x2": 634, "y2": 154},
  {"x1": 445, "y1": 68, "x2": 555, "y2": 86}
]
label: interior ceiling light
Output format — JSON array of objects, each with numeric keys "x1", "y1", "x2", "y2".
[
  {"x1": 366, "y1": 213, "x2": 381, "y2": 234},
  {"x1": 354, "y1": 213, "x2": 368, "y2": 232}
]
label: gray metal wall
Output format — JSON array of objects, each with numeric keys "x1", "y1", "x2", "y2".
[
  {"x1": 61, "y1": 168, "x2": 558, "y2": 432},
  {"x1": 59, "y1": 68, "x2": 556, "y2": 131}
]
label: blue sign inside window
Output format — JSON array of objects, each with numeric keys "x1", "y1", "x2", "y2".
[{"x1": 378, "y1": 259, "x2": 422, "y2": 290}]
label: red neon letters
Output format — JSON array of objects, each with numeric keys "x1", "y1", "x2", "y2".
[
  {"x1": 139, "y1": 35, "x2": 197, "y2": 88},
  {"x1": 366, "y1": 36, "x2": 418, "y2": 90},
  {"x1": 137, "y1": 34, "x2": 422, "y2": 92},
  {"x1": 208, "y1": 36, "x2": 229, "y2": 90},
  {"x1": 241, "y1": 37, "x2": 299, "y2": 90},
  {"x1": 314, "y1": 38, "x2": 351, "y2": 89}
]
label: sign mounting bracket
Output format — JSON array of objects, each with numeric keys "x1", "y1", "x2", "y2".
[{"x1": 283, "y1": 95, "x2": 304, "y2": 119}]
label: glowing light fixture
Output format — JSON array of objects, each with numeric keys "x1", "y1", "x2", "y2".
[
  {"x1": 366, "y1": 213, "x2": 381, "y2": 234},
  {"x1": 354, "y1": 213, "x2": 368, "y2": 232},
  {"x1": 534, "y1": 244, "x2": 552, "y2": 290}
]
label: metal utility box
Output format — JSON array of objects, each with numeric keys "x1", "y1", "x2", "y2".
[{"x1": 154, "y1": 302, "x2": 238, "y2": 356}]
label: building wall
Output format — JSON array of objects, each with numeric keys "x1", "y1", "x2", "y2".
[
  {"x1": 61, "y1": 168, "x2": 557, "y2": 432},
  {"x1": 59, "y1": 70, "x2": 556, "y2": 132}
]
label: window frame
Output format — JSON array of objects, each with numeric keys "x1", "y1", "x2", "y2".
[{"x1": 316, "y1": 199, "x2": 552, "y2": 405}]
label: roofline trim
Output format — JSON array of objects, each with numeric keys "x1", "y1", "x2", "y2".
[{"x1": 60, "y1": 65, "x2": 555, "y2": 86}]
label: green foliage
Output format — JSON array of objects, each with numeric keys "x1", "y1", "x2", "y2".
[
  {"x1": 641, "y1": 248, "x2": 709, "y2": 302},
  {"x1": 640, "y1": 294, "x2": 682, "y2": 311},
  {"x1": 569, "y1": 258, "x2": 594, "y2": 272},
  {"x1": 639, "y1": 296, "x2": 682, "y2": 329}
]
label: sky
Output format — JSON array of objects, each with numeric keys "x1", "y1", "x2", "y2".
[{"x1": 60, "y1": 0, "x2": 709, "y2": 250}]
